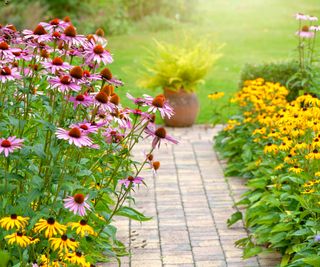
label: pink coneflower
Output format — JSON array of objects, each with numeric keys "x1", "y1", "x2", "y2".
[
  {"x1": 49, "y1": 75, "x2": 80, "y2": 92},
  {"x1": 83, "y1": 41, "x2": 113, "y2": 65},
  {"x1": 126, "y1": 93, "x2": 147, "y2": 106},
  {"x1": 42, "y1": 57, "x2": 71, "y2": 73},
  {"x1": 40, "y1": 18, "x2": 70, "y2": 32},
  {"x1": 145, "y1": 126, "x2": 178, "y2": 148},
  {"x1": 310, "y1": 25, "x2": 320, "y2": 31},
  {"x1": 70, "y1": 122, "x2": 98, "y2": 134},
  {"x1": 99, "y1": 68, "x2": 123, "y2": 87},
  {"x1": 94, "y1": 91, "x2": 115, "y2": 112},
  {"x1": 12, "y1": 49, "x2": 32, "y2": 61},
  {"x1": 144, "y1": 94, "x2": 174, "y2": 119},
  {"x1": 296, "y1": 25, "x2": 315, "y2": 38},
  {"x1": 0, "y1": 136, "x2": 24, "y2": 157},
  {"x1": 68, "y1": 93, "x2": 93, "y2": 109},
  {"x1": 63, "y1": 193, "x2": 91, "y2": 216},
  {"x1": 55, "y1": 127, "x2": 93, "y2": 147},
  {"x1": 22, "y1": 24, "x2": 52, "y2": 43},
  {"x1": 93, "y1": 28, "x2": 108, "y2": 46},
  {"x1": 309, "y1": 15, "x2": 318, "y2": 21},
  {"x1": 295, "y1": 13, "x2": 309, "y2": 20},
  {"x1": 0, "y1": 41, "x2": 21, "y2": 60},
  {"x1": 103, "y1": 128, "x2": 124, "y2": 143},
  {"x1": 119, "y1": 176, "x2": 143, "y2": 188},
  {"x1": 0, "y1": 66, "x2": 21, "y2": 83},
  {"x1": 60, "y1": 25, "x2": 86, "y2": 46}
]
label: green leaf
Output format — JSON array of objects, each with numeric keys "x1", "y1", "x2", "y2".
[
  {"x1": 243, "y1": 246, "x2": 262, "y2": 259},
  {"x1": 302, "y1": 255, "x2": 320, "y2": 267},
  {"x1": 280, "y1": 254, "x2": 291, "y2": 267},
  {"x1": 115, "y1": 206, "x2": 152, "y2": 221},
  {"x1": 227, "y1": 211, "x2": 243, "y2": 227},
  {"x1": 0, "y1": 250, "x2": 10, "y2": 267}
]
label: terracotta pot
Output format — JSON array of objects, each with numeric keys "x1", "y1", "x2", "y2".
[{"x1": 163, "y1": 88, "x2": 199, "y2": 127}]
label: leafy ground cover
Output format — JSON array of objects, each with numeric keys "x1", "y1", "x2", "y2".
[{"x1": 108, "y1": 0, "x2": 320, "y2": 123}]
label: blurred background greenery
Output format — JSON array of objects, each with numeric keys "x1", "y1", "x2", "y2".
[{"x1": 1, "y1": 0, "x2": 319, "y2": 123}]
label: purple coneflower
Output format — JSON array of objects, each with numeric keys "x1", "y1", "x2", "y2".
[
  {"x1": 126, "y1": 93, "x2": 147, "y2": 106},
  {"x1": 99, "y1": 68, "x2": 123, "y2": 86},
  {"x1": 145, "y1": 126, "x2": 178, "y2": 148},
  {"x1": 144, "y1": 94, "x2": 174, "y2": 119},
  {"x1": 103, "y1": 128, "x2": 124, "y2": 144},
  {"x1": 68, "y1": 93, "x2": 93, "y2": 109},
  {"x1": 83, "y1": 41, "x2": 113, "y2": 65},
  {"x1": 119, "y1": 176, "x2": 143, "y2": 188},
  {"x1": 310, "y1": 25, "x2": 320, "y2": 31},
  {"x1": 295, "y1": 13, "x2": 309, "y2": 21},
  {"x1": 63, "y1": 193, "x2": 91, "y2": 216},
  {"x1": 42, "y1": 57, "x2": 71, "y2": 73},
  {"x1": 93, "y1": 28, "x2": 108, "y2": 46},
  {"x1": 0, "y1": 66, "x2": 21, "y2": 83},
  {"x1": 0, "y1": 136, "x2": 24, "y2": 157},
  {"x1": 55, "y1": 127, "x2": 93, "y2": 147},
  {"x1": 22, "y1": 24, "x2": 52, "y2": 43},
  {"x1": 49, "y1": 75, "x2": 80, "y2": 92},
  {"x1": 60, "y1": 25, "x2": 86, "y2": 46},
  {"x1": 296, "y1": 25, "x2": 315, "y2": 38},
  {"x1": 0, "y1": 41, "x2": 21, "y2": 60},
  {"x1": 309, "y1": 15, "x2": 318, "y2": 21},
  {"x1": 94, "y1": 91, "x2": 115, "y2": 112},
  {"x1": 40, "y1": 18, "x2": 70, "y2": 32}
]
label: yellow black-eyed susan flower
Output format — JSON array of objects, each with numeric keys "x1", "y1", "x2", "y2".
[
  {"x1": 5, "y1": 232, "x2": 31, "y2": 247},
  {"x1": 49, "y1": 235, "x2": 79, "y2": 252},
  {"x1": 264, "y1": 143, "x2": 278, "y2": 154},
  {"x1": 302, "y1": 188, "x2": 315, "y2": 194},
  {"x1": 288, "y1": 165, "x2": 303, "y2": 174},
  {"x1": 0, "y1": 214, "x2": 29, "y2": 230},
  {"x1": 68, "y1": 220, "x2": 96, "y2": 237},
  {"x1": 208, "y1": 92, "x2": 224, "y2": 100},
  {"x1": 65, "y1": 251, "x2": 87, "y2": 265},
  {"x1": 33, "y1": 218, "x2": 66, "y2": 238}
]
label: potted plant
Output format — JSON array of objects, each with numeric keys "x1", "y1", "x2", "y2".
[{"x1": 139, "y1": 36, "x2": 222, "y2": 127}]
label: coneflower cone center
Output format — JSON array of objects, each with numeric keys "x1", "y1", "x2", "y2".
[
  {"x1": 302, "y1": 25, "x2": 309, "y2": 32},
  {"x1": 52, "y1": 57, "x2": 63, "y2": 66},
  {"x1": 80, "y1": 124, "x2": 88, "y2": 130},
  {"x1": 50, "y1": 18, "x2": 60, "y2": 25},
  {"x1": 47, "y1": 217, "x2": 55, "y2": 225},
  {"x1": 95, "y1": 28, "x2": 105, "y2": 36},
  {"x1": 33, "y1": 25, "x2": 47, "y2": 35},
  {"x1": 69, "y1": 127, "x2": 81, "y2": 138},
  {"x1": 76, "y1": 94, "x2": 85, "y2": 101},
  {"x1": 110, "y1": 94, "x2": 120, "y2": 105},
  {"x1": 1, "y1": 139, "x2": 11, "y2": 147},
  {"x1": 64, "y1": 25, "x2": 76, "y2": 37},
  {"x1": 155, "y1": 127, "x2": 166, "y2": 138},
  {"x1": 128, "y1": 176, "x2": 135, "y2": 182},
  {"x1": 10, "y1": 214, "x2": 17, "y2": 219},
  {"x1": 95, "y1": 92, "x2": 109, "y2": 104},
  {"x1": 0, "y1": 41, "x2": 9, "y2": 50},
  {"x1": 153, "y1": 161, "x2": 160, "y2": 170},
  {"x1": 102, "y1": 85, "x2": 114, "y2": 96},
  {"x1": 1, "y1": 67, "x2": 11, "y2": 76},
  {"x1": 147, "y1": 153, "x2": 153, "y2": 161},
  {"x1": 100, "y1": 68, "x2": 112, "y2": 80},
  {"x1": 152, "y1": 95, "x2": 165, "y2": 108},
  {"x1": 60, "y1": 76, "x2": 71, "y2": 84},
  {"x1": 70, "y1": 66, "x2": 83, "y2": 79},
  {"x1": 52, "y1": 31, "x2": 61, "y2": 38},
  {"x1": 93, "y1": 45, "x2": 104, "y2": 55},
  {"x1": 74, "y1": 193, "x2": 85, "y2": 204}
]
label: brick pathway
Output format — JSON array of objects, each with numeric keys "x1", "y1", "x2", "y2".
[{"x1": 107, "y1": 125, "x2": 280, "y2": 267}]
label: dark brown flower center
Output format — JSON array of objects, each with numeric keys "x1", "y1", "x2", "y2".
[
  {"x1": 101, "y1": 85, "x2": 114, "y2": 96},
  {"x1": 12, "y1": 51, "x2": 21, "y2": 57},
  {"x1": 63, "y1": 16, "x2": 71, "y2": 22},
  {"x1": 100, "y1": 68, "x2": 112, "y2": 80},
  {"x1": 1, "y1": 139, "x2": 11, "y2": 147},
  {"x1": 110, "y1": 94, "x2": 120, "y2": 105},
  {"x1": 68, "y1": 127, "x2": 81, "y2": 138},
  {"x1": 40, "y1": 49, "x2": 49, "y2": 58},
  {"x1": 61, "y1": 234, "x2": 68, "y2": 241},
  {"x1": 70, "y1": 66, "x2": 83, "y2": 79},
  {"x1": 313, "y1": 149, "x2": 319, "y2": 153},
  {"x1": 7, "y1": 24, "x2": 16, "y2": 32},
  {"x1": 60, "y1": 75, "x2": 71, "y2": 85},
  {"x1": 83, "y1": 70, "x2": 91, "y2": 77},
  {"x1": 95, "y1": 91, "x2": 109, "y2": 104},
  {"x1": 128, "y1": 176, "x2": 135, "y2": 182},
  {"x1": 33, "y1": 24, "x2": 47, "y2": 35},
  {"x1": 80, "y1": 220, "x2": 87, "y2": 226},
  {"x1": 152, "y1": 95, "x2": 165, "y2": 108},
  {"x1": 52, "y1": 57, "x2": 63, "y2": 66},
  {"x1": 64, "y1": 25, "x2": 76, "y2": 37},
  {"x1": 147, "y1": 153, "x2": 153, "y2": 161},
  {"x1": 95, "y1": 28, "x2": 105, "y2": 37},
  {"x1": 93, "y1": 45, "x2": 104, "y2": 55},
  {"x1": 52, "y1": 31, "x2": 61, "y2": 38},
  {"x1": 0, "y1": 41, "x2": 9, "y2": 50},
  {"x1": 153, "y1": 161, "x2": 160, "y2": 170},
  {"x1": 10, "y1": 214, "x2": 17, "y2": 219},
  {"x1": 75, "y1": 94, "x2": 85, "y2": 101},
  {"x1": 155, "y1": 127, "x2": 166, "y2": 139},
  {"x1": 80, "y1": 124, "x2": 89, "y2": 130},
  {"x1": 47, "y1": 217, "x2": 55, "y2": 225},
  {"x1": 76, "y1": 251, "x2": 82, "y2": 257},
  {"x1": 17, "y1": 232, "x2": 23, "y2": 237},
  {"x1": 50, "y1": 18, "x2": 60, "y2": 25},
  {"x1": 1, "y1": 67, "x2": 11, "y2": 76},
  {"x1": 74, "y1": 193, "x2": 85, "y2": 204}
]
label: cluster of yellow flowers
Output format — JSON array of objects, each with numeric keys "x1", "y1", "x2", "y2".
[
  {"x1": 228, "y1": 78, "x2": 320, "y2": 195},
  {"x1": 0, "y1": 215, "x2": 96, "y2": 266}
]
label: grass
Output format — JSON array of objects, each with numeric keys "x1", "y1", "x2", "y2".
[{"x1": 108, "y1": 0, "x2": 320, "y2": 123}]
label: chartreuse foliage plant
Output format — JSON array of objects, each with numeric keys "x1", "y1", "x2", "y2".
[
  {"x1": 0, "y1": 18, "x2": 177, "y2": 266},
  {"x1": 215, "y1": 78, "x2": 320, "y2": 266}
]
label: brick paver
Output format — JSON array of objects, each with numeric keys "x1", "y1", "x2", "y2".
[{"x1": 106, "y1": 125, "x2": 281, "y2": 267}]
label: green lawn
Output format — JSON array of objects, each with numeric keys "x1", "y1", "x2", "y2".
[{"x1": 108, "y1": 0, "x2": 320, "y2": 123}]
